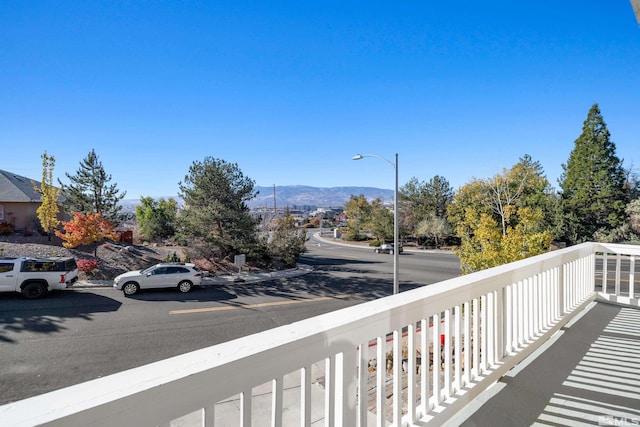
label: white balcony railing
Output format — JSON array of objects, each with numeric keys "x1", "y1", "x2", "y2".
[{"x1": 1, "y1": 242, "x2": 638, "y2": 426}]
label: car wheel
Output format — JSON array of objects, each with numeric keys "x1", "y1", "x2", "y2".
[
  {"x1": 22, "y1": 282, "x2": 47, "y2": 299},
  {"x1": 178, "y1": 280, "x2": 193, "y2": 293},
  {"x1": 122, "y1": 282, "x2": 140, "y2": 296},
  {"x1": 374, "y1": 248, "x2": 380, "y2": 253},
  {"x1": 390, "y1": 250, "x2": 394, "y2": 255}
]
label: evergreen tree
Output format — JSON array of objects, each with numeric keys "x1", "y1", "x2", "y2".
[
  {"x1": 177, "y1": 157, "x2": 259, "y2": 261},
  {"x1": 399, "y1": 175, "x2": 453, "y2": 239},
  {"x1": 425, "y1": 175, "x2": 454, "y2": 219},
  {"x1": 399, "y1": 177, "x2": 429, "y2": 237},
  {"x1": 60, "y1": 149, "x2": 126, "y2": 223},
  {"x1": 558, "y1": 104, "x2": 629, "y2": 244}
]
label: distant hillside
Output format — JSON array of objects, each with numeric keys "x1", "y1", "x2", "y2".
[
  {"x1": 250, "y1": 186, "x2": 394, "y2": 209},
  {"x1": 119, "y1": 186, "x2": 394, "y2": 212}
]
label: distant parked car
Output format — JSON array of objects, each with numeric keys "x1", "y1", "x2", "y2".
[
  {"x1": 374, "y1": 243, "x2": 403, "y2": 254},
  {"x1": 113, "y1": 262, "x2": 203, "y2": 296}
]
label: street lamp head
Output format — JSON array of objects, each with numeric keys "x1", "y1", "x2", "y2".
[{"x1": 352, "y1": 154, "x2": 364, "y2": 161}]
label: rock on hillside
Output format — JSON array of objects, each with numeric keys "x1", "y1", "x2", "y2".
[{"x1": 0, "y1": 235, "x2": 183, "y2": 281}]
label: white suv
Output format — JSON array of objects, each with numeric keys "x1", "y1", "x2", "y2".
[{"x1": 113, "y1": 262, "x2": 203, "y2": 296}]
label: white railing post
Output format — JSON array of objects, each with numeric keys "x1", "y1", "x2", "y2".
[
  {"x1": 487, "y1": 292, "x2": 495, "y2": 366},
  {"x1": 392, "y1": 330, "x2": 401, "y2": 425},
  {"x1": 505, "y1": 285, "x2": 513, "y2": 354},
  {"x1": 480, "y1": 295, "x2": 488, "y2": 373},
  {"x1": 407, "y1": 322, "x2": 417, "y2": 423},
  {"x1": 272, "y1": 378, "x2": 283, "y2": 427},
  {"x1": 558, "y1": 265, "x2": 565, "y2": 317},
  {"x1": 301, "y1": 366, "x2": 312, "y2": 427},
  {"x1": 472, "y1": 298, "x2": 480, "y2": 379},
  {"x1": 517, "y1": 281, "x2": 523, "y2": 348},
  {"x1": 463, "y1": 301, "x2": 471, "y2": 387},
  {"x1": 615, "y1": 254, "x2": 622, "y2": 296},
  {"x1": 630, "y1": 256, "x2": 636, "y2": 300},
  {"x1": 602, "y1": 252, "x2": 609, "y2": 293},
  {"x1": 495, "y1": 289, "x2": 504, "y2": 360},
  {"x1": 443, "y1": 309, "x2": 451, "y2": 399},
  {"x1": 432, "y1": 313, "x2": 441, "y2": 407},
  {"x1": 357, "y1": 344, "x2": 367, "y2": 427},
  {"x1": 454, "y1": 305, "x2": 462, "y2": 391},
  {"x1": 335, "y1": 349, "x2": 358, "y2": 426},
  {"x1": 325, "y1": 357, "x2": 334, "y2": 426},
  {"x1": 420, "y1": 318, "x2": 430, "y2": 416},
  {"x1": 376, "y1": 336, "x2": 385, "y2": 426},
  {"x1": 241, "y1": 389, "x2": 252, "y2": 426}
]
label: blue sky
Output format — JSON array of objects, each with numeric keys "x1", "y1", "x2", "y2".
[{"x1": 2, "y1": 1, "x2": 639, "y2": 199}]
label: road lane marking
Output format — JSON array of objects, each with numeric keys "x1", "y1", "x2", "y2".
[{"x1": 169, "y1": 294, "x2": 357, "y2": 315}]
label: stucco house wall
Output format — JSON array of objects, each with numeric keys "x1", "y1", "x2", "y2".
[
  {"x1": 0, "y1": 201, "x2": 40, "y2": 230},
  {"x1": 0, "y1": 169, "x2": 65, "y2": 232}
]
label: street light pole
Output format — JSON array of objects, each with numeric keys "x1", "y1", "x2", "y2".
[
  {"x1": 352, "y1": 153, "x2": 400, "y2": 294},
  {"x1": 393, "y1": 153, "x2": 399, "y2": 295}
]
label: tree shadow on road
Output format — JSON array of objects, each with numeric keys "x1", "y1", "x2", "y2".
[
  {"x1": 0, "y1": 291, "x2": 122, "y2": 344},
  {"x1": 123, "y1": 286, "x2": 238, "y2": 303},
  {"x1": 210, "y1": 268, "x2": 424, "y2": 303}
]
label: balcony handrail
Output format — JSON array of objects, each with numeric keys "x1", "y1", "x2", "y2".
[{"x1": 1, "y1": 242, "x2": 637, "y2": 426}]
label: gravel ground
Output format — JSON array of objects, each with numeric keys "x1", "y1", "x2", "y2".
[{"x1": 0, "y1": 235, "x2": 180, "y2": 280}]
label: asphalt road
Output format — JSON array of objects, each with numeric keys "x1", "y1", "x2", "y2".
[
  {"x1": 0, "y1": 235, "x2": 460, "y2": 405},
  {"x1": 305, "y1": 231, "x2": 461, "y2": 290}
]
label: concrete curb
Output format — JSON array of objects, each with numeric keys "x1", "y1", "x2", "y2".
[
  {"x1": 72, "y1": 265, "x2": 314, "y2": 288},
  {"x1": 313, "y1": 231, "x2": 454, "y2": 254}
]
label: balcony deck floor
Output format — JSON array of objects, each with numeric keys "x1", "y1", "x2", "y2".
[{"x1": 456, "y1": 301, "x2": 640, "y2": 426}]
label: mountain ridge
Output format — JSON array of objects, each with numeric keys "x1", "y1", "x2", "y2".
[
  {"x1": 118, "y1": 185, "x2": 394, "y2": 212},
  {"x1": 251, "y1": 185, "x2": 394, "y2": 209}
]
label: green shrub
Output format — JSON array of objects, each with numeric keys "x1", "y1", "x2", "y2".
[{"x1": 164, "y1": 251, "x2": 181, "y2": 263}]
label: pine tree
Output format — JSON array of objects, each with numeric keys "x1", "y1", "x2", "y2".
[
  {"x1": 399, "y1": 175, "x2": 453, "y2": 239},
  {"x1": 59, "y1": 149, "x2": 126, "y2": 223},
  {"x1": 177, "y1": 157, "x2": 259, "y2": 261},
  {"x1": 558, "y1": 104, "x2": 629, "y2": 244}
]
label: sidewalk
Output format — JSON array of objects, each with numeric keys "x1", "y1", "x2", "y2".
[{"x1": 72, "y1": 265, "x2": 314, "y2": 289}]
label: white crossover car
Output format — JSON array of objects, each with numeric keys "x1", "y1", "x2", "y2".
[{"x1": 113, "y1": 262, "x2": 203, "y2": 296}]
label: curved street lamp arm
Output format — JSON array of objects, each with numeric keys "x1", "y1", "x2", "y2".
[{"x1": 352, "y1": 153, "x2": 396, "y2": 169}]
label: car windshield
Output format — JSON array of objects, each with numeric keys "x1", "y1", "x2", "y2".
[{"x1": 140, "y1": 266, "x2": 156, "y2": 274}]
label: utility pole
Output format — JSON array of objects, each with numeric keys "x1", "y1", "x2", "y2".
[{"x1": 273, "y1": 184, "x2": 277, "y2": 223}]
